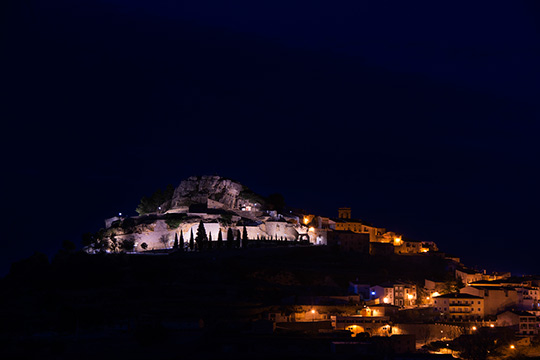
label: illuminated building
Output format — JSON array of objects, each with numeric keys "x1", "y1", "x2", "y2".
[
  {"x1": 332, "y1": 315, "x2": 391, "y2": 336},
  {"x1": 334, "y1": 208, "x2": 385, "y2": 242},
  {"x1": 433, "y1": 292, "x2": 484, "y2": 321},
  {"x1": 460, "y1": 285, "x2": 519, "y2": 316},
  {"x1": 497, "y1": 310, "x2": 539, "y2": 336},
  {"x1": 370, "y1": 282, "x2": 417, "y2": 307}
]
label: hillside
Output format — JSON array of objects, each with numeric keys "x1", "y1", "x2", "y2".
[
  {"x1": 2, "y1": 246, "x2": 452, "y2": 324},
  {"x1": 0, "y1": 245, "x2": 460, "y2": 359}
]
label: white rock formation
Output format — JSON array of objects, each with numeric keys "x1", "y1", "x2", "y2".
[{"x1": 168, "y1": 175, "x2": 245, "y2": 210}]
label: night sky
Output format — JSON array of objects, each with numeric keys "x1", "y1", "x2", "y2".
[{"x1": 2, "y1": 0, "x2": 539, "y2": 276}]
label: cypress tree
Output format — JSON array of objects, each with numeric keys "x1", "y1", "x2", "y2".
[
  {"x1": 208, "y1": 232, "x2": 213, "y2": 250},
  {"x1": 217, "y1": 229, "x2": 223, "y2": 249},
  {"x1": 180, "y1": 230, "x2": 184, "y2": 252},
  {"x1": 227, "y1": 228, "x2": 234, "y2": 249},
  {"x1": 173, "y1": 233, "x2": 179, "y2": 250},
  {"x1": 236, "y1": 230, "x2": 242, "y2": 249},
  {"x1": 242, "y1": 226, "x2": 248, "y2": 249},
  {"x1": 196, "y1": 220, "x2": 207, "y2": 251},
  {"x1": 189, "y1": 229, "x2": 194, "y2": 251}
]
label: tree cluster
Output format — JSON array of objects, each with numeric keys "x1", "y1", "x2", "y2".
[
  {"x1": 169, "y1": 221, "x2": 251, "y2": 252},
  {"x1": 83, "y1": 219, "x2": 294, "y2": 254},
  {"x1": 135, "y1": 184, "x2": 175, "y2": 215}
]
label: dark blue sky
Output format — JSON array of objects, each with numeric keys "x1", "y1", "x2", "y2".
[{"x1": 2, "y1": 0, "x2": 539, "y2": 276}]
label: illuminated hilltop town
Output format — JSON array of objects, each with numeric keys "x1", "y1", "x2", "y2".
[
  {"x1": 83, "y1": 175, "x2": 540, "y2": 354},
  {"x1": 92, "y1": 175, "x2": 437, "y2": 256}
]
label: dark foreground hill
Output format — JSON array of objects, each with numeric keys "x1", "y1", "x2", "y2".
[{"x1": 0, "y1": 246, "x2": 453, "y2": 359}]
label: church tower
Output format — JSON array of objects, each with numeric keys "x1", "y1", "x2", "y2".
[{"x1": 338, "y1": 207, "x2": 351, "y2": 219}]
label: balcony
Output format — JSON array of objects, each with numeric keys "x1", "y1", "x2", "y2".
[{"x1": 449, "y1": 306, "x2": 473, "y2": 315}]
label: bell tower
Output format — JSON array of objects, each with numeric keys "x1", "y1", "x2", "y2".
[{"x1": 338, "y1": 207, "x2": 351, "y2": 219}]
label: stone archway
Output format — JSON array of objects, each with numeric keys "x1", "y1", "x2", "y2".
[
  {"x1": 298, "y1": 234, "x2": 309, "y2": 242},
  {"x1": 347, "y1": 325, "x2": 366, "y2": 337}
]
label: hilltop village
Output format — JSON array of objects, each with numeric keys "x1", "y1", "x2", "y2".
[
  {"x1": 91, "y1": 175, "x2": 438, "y2": 256},
  {"x1": 3, "y1": 175, "x2": 539, "y2": 359},
  {"x1": 80, "y1": 176, "x2": 540, "y2": 355}
]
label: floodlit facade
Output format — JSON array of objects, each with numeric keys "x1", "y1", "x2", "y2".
[
  {"x1": 333, "y1": 208, "x2": 385, "y2": 242},
  {"x1": 370, "y1": 282, "x2": 417, "y2": 307},
  {"x1": 332, "y1": 315, "x2": 392, "y2": 336},
  {"x1": 455, "y1": 268, "x2": 484, "y2": 285},
  {"x1": 433, "y1": 292, "x2": 484, "y2": 321},
  {"x1": 460, "y1": 286, "x2": 519, "y2": 316}
]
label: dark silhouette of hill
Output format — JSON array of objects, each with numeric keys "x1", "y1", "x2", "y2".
[
  {"x1": 0, "y1": 241, "x2": 453, "y2": 359},
  {"x1": 1, "y1": 247, "x2": 451, "y2": 325}
]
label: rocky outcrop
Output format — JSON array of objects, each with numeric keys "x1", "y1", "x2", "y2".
[{"x1": 168, "y1": 175, "x2": 246, "y2": 210}]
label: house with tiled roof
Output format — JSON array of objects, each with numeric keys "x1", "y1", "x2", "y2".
[
  {"x1": 370, "y1": 281, "x2": 417, "y2": 308},
  {"x1": 467, "y1": 278, "x2": 540, "y2": 311},
  {"x1": 455, "y1": 268, "x2": 483, "y2": 285},
  {"x1": 497, "y1": 310, "x2": 539, "y2": 336},
  {"x1": 332, "y1": 207, "x2": 385, "y2": 242},
  {"x1": 433, "y1": 292, "x2": 484, "y2": 321},
  {"x1": 461, "y1": 286, "x2": 519, "y2": 316}
]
